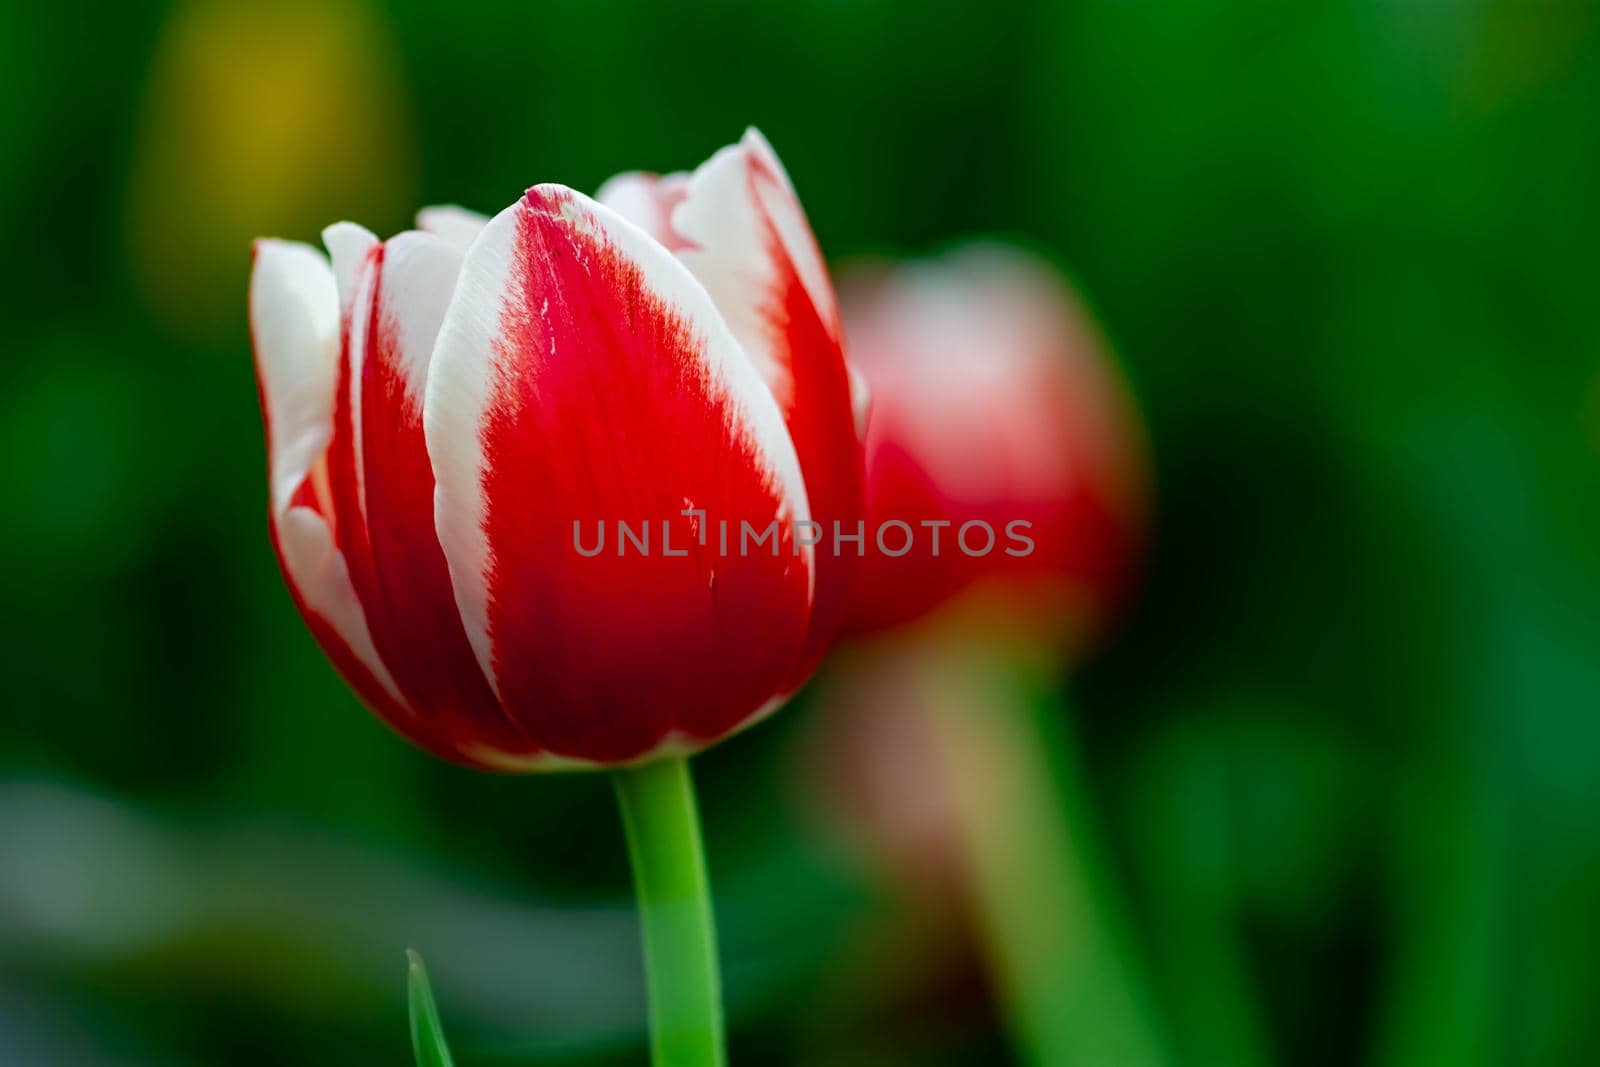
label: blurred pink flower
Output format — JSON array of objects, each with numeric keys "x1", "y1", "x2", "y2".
[{"x1": 841, "y1": 244, "x2": 1149, "y2": 653}]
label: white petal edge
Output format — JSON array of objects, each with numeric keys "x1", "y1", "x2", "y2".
[
  {"x1": 739, "y1": 127, "x2": 838, "y2": 332},
  {"x1": 671, "y1": 128, "x2": 841, "y2": 396},
  {"x1": 328, "y1": 227, "x2": 467, "y2": 532},
  {"x1": 250, "y1": 236, "x2": 404, "y2": 712},
  {"x1": 374, "y1": 231, "x2": 466, "y2": 404},
  {"x1": 423, "y1": 184, "x2": 816, "y2": 699},
  {"x1": 417, "y1": 205, "x2": 489, "y2": 257},
  {"x1": 594, "y1": 170, "x2": 690, "y2": 247},
  {"x1": 847, "y1": 359, "x2": 871, "y2": 438},
  {"x1": 250, "y1": 239, "x2": 340, "y2": 515},
  {"x1": 322, "y1": 221, "x2": 379, "y2": 313},
  {"x1": 276, "y1": 506, "x2": 405, "y2": 705}
]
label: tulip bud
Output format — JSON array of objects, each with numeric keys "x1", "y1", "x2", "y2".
[
  {"x1": 840, "y1": 245, "x2": 1148, "y2": 654},
  {"x1": 251, "y1": 131, "x2": 863, "y2": 769}
]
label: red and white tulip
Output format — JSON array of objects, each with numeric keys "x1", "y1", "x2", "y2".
[
  {"x1": 251, "y1": 130, "x2": 863, "y2": 769},
  {"x1": 841, "y1": 245, "x2": 1148, "y2": 648}
]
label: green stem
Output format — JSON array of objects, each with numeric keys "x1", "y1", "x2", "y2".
[
  {"x1": 1371, "y1": 740, "x2": 1505, "y2": 1067},
  {"x1": 926, "y1": 656, "x2": 1169, "y2": 1067},
  {"x1": 613, "y1": 756, "x2": 727, "y2": 1067},
  {"x1": 406, "y1": 949, "x2": 457, "y2": 1067}
]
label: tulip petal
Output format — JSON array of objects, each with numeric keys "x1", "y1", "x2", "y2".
[
  {"x1": 671, "y1": 129, "x2": 864, "y2": 680},
  {"x1": 323, "y1": 229, "x2": 539, "y2": 764},
  {"x1": 594, "y1": 171, "x2": 691, "y2": 252},
  {"x1": 323, "y1": 221, "x2": 380, "y2": 311},
  {"x1": 417, "y1": 205, "x2": 488, "y2": 256},
  {"x1": 274, "y1": 504, "x2": 407, "y2": 711},
  {"x1": 250, "y1": 240, "x2": 340, "y2": 513},
  {"x1": 250, "y1": 241, "x2": 406, "y2": 720},
  {"x1": 426, "y1": 183, "x2": 814, "y2": 763},
  {"x1": 672, "y1": 129, "x2": 840, "y2": 395}
]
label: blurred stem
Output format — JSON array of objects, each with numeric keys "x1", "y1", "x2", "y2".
[
  {"x1": 1143, "y1": 848, "x2": 1276, "y2": 1067},
  {"x1": 613, "y1": 756, "x2": 727, "y2": 1067},
  {"x1": 926, "y1": 651, "x2": 1169, "y2": 1067},
  {"x1": 1371, "y1": 738, "x2": 1506, "y2": 1067}
]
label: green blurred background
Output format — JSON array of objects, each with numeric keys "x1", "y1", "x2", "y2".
[{"x1": 3, "y1": 0, "x2": 1599, "y2": 1064}]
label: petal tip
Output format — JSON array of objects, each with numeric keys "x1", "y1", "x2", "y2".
[
  {"x1": 322, "y1": 221, "x2": 380, "y2": 302},
  {"x1": 740, "y1": 125, "x2": 773, "y2": 155},
  {"x1": 417, "y1": 204, "x2": 491, "y2": 256}
]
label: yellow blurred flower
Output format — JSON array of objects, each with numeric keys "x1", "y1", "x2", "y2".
[{"x1": 126, "y1": 0, "x2": 416, "y2": 339}]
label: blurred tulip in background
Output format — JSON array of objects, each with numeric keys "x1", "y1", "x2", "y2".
[
  {"x1": 802, "y1": 244, "x2": 1166, "y2": 1067},
  {"x1": 842, "y1": 244, "x2": 1147, "y2": 650}
]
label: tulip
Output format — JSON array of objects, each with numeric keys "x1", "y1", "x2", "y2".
[
  {"x1": 814, "y1": 246, "x2": 1167, "y2": 1067},
  {"x1": 250, "y1": 129, "x2": 862, "y2": 1066},
  {"x1": 841, "y1": 244, "x2": 1147, "y2": 653},
  {"x1": 251, "y1": 128, "x2": 861, "y2": 770}
]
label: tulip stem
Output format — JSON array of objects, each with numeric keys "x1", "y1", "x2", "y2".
[
  {"x1": 613, "y1": 756, "x2": 727, "y2": 1067},
  {"x1": 926, "y1": 653, "x2": 1170, "y2": 1067}
]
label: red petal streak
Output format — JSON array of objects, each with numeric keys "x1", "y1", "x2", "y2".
[
  {"x1": 477, "y1": 186, "x2": 811, "y2": 763},
  {"x1": 252, "y1": 236, "x2": 526, "y2": 768},
  {"x1": 327, "y1": 242, "x2": 538, "y2": 764},
  {"x1": 739, "y1": 140, "x2": 864, "y2": 683}
]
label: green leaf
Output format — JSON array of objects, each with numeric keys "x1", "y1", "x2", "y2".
[{"x1": 407, "y1": 949, "x2": 457, "y2": 1067}]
